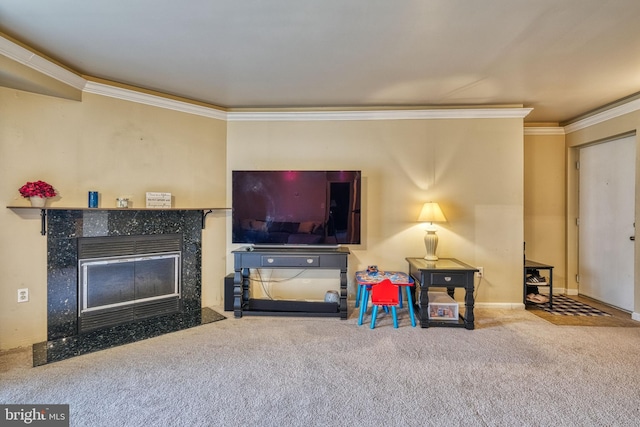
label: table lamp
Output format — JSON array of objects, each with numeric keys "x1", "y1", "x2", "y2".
[{"x1": 418, "y1": 202, "x2": 446, "y2": 261}]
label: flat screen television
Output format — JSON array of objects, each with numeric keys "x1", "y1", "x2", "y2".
[{"x1": 232, "y1": 170, "x2": 361, "y2": 246}]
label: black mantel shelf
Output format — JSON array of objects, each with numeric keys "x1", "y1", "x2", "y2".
[
  {"x1": 6, "y1": 206, "x2": 230, "y2": 235},
  {"x1": 6, "y1": 206, "x2": 229, "y2": 210}
]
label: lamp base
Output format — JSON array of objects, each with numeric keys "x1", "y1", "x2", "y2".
[{"x1": 424, "y1": 229, "x2": 439, "y2": 261}]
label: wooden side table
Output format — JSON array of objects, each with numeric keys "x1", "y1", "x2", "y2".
[{"x1": 406, "y1": 257, "x2": 478, "y2": 329}]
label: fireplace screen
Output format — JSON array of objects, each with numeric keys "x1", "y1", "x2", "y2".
[
  {"x1": 79, "y1": 253, "x2": 180, "y2": 313},
  {"x1": 77, "y1": 234, "x2": 183, "y2": 331}
]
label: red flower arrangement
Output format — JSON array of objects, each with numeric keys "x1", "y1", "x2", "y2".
[{"x1": 18, "y1": 180, "x2": 57, "y2": 198}]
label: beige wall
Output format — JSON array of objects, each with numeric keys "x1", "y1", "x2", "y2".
[
  {"x1": 524, "y1": 132, "x2": 566, "y2": 292},
  {"x1": 227, "y1": 118, "x2": 525, "y2": 305},
  {"x1": 0, "y1": 88, "x2": 227, "y2": 350},
  {"x1": 1, "y1": 84, "x2": 528, "y2": 351},
  {"x1": 565, "y1": 111, "x2": 640, "y2": 314}
]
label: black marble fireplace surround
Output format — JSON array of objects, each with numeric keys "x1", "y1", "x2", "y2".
[{"x1": 33, "y1": 209, "x2": 217, "y2": 366}]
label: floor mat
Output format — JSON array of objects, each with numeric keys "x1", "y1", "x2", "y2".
[
  {"x1": 534, "y1": 294, "x2": 611, "y2": 316},
  {"x1": 525, "y1": 294, "x2": 640, "y2": 327}
]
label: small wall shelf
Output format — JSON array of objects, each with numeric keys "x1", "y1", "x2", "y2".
[{"x1": 6, "y1": 206, "x2": 230, "y2": 235}]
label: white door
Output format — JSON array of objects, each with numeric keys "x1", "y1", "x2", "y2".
[{"x1": 578, "y1": 135, "x2": 635, "y2": 311}]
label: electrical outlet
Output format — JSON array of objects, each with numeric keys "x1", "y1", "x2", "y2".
[
  {"x1": 476, "y1": 267, "x2": 484, "y2": 278},
  {"x1": 17, "y1": 288, "x2": 29, "y2": 303}
]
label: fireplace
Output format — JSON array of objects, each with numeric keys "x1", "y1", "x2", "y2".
[
  {"x1": 77, "y1": 234, "x2": 182, "y2": 331},
  {"x1": 33, "y1": 209, "x2": 219, "y2": 366}
]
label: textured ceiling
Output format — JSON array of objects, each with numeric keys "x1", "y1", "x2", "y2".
[{"x1": 1, "y1": 0, "x2": 640, "y2": 123}]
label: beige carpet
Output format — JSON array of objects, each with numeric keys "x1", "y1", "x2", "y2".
[{"x1": 2, "y1": 305, "x2": 640, "y2": 426}]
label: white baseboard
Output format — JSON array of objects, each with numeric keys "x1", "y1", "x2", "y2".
[{"x1": 475, "y1": 302, "x2": 526, "y2": 310}]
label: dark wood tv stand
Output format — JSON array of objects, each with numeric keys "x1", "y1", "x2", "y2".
[{"x1": 232, "y1": 246, "x2": 350, "y2": 319}]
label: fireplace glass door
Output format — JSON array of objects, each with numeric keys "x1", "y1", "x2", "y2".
[{"x1": 80, "y1": 252, "x2": 181, "y2": 314}]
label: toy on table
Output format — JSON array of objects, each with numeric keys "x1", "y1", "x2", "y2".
[{"x1": 367, "y1": 265, "x2": 379, "y2": 276}]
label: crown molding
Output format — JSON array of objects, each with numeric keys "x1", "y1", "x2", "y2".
[
  {"x1": 79, "y1": 85, "x2": 533, "y2": 120},
  {"x1": 227, "y1": 107, "x2": 532, "y2": 121},
  {"x1": 0, "y1": 35, "x2": 86, "y2": 90},
  {"x1": 564, "y1": 98, "x2": 640, "y2": 134},
  {"x1": 524, "y1": 127, "x2": 565, "y2": 135},
  {"x1": 82, "y1": 83, "x2": 534, "y2": 121},
  {"x1": 83, "y1": 81, "x2": 228, "y2": 120}
]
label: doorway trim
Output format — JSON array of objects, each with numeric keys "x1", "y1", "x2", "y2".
[{"x1": 567, "y1": 131, "x2": 639, "y2": 319}]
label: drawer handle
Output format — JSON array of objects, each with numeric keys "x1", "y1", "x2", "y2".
[
  {"x1": 445, "y1": 277, "x2": 452, "y2": 282},
  {"x1": 307, "y1": 258, "x2": 314, "y2": 264},
  {"x1": 267, "y1": 258, "x2": 274, "y2": 264}
]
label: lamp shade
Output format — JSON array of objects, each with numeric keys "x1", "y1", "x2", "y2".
[{"x1": 417, "y1": 202, "x2": 446, "y2": 223}]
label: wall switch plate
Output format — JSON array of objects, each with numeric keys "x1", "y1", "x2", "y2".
[{"x1": 17, "y1": 288, "x2": 29, "y2": 303}]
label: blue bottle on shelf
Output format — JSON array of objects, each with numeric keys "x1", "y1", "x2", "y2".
[{"x1": 88, "y1": 191, "x2": 98, "y2": 208}]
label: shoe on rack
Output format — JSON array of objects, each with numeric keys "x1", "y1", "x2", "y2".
[
  {"x1": 527, "y1": 274, "x2": 547, "y2": 284},
  {"x1": 526, "y1": 293, "x2": 549, "y2": 304},
  {"x1": 532, "y1": 270, "x2": 547, "y2": 282},
  {"x1": 535, "y1": 294, "x2": 549, "y2": 303},
  {"x1": 526, "y1": 293, "x2": 538, "y2": 303}
]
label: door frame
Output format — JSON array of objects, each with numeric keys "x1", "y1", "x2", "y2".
[
  {"x1": 577, "y1": 135, "x2": 635, "y2": 310},
  {"x1": 566, "y1": 131, "x2": 639, "y2": 318}
]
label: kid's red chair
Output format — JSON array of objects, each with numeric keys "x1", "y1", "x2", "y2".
[{"x1": 369, "y1": 279, "x2": 400, "y2": 329}]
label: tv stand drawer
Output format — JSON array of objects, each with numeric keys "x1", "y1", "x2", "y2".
[{"x1": 261, "y1": 255, "x2": 320, "y2": 267}]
